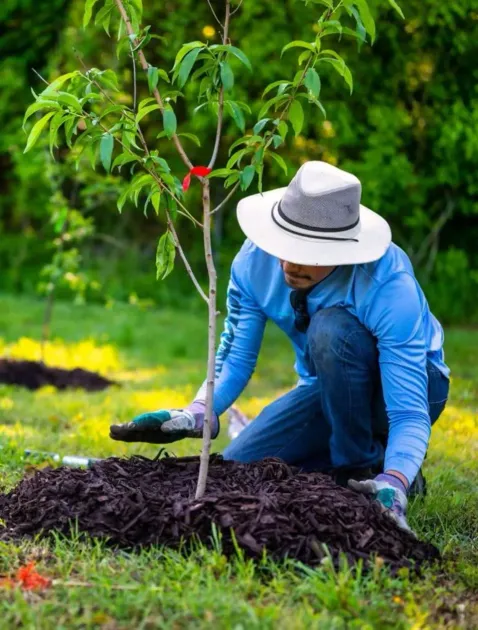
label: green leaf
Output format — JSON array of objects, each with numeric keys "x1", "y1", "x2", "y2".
[
  {"x1": 112, "y1": 152, "x2": 140, "y2": 171},
  {"x1": 163, "y1": 107, "x2": 177, "y2": 138},
  {"x1": 49, "y1": 111, "x2": 67, "y2": 155},
  {"x1": 227, "y1": 101, "x2": 245, "y2": 133},
  {"x1": 240, "y1": 165, "x2": 256, "y2": 191},
  {"x1": 352, "y1": 0, "x2": 375, "y2": 42},
  {"x1": 100, "y1": 133, "x2": 114, "y2": 171},
  {"x1": 95, "y1": 3, "x2": 113, "y2": 35},
  {"x1": 24, "y1": 111, "x2": 56, "y2": 153},
  {"x1": 208, "y1": 168, "x2": 237, "y2": 178},
  {"x1": 177, "y1": 132, "x2": 201, "y2": 146},
  {"x1": 320, "y1": 57, "x2": 353, "y2": 93},
  {"x1": 253, "y1": 118, "x2": 270, "y2": 134},
  {"x1": 387, "y1": 0, "x2": 404, "y2": 18},
  {"x1": 298, "y1": 50, "x2": 312, "y2": 67},
  {"x1": 225, "y1": 172, "x2": 240, "y2": 188},
  {"x1": 288, "y1": 100, "x2": 304, "y2": 137},
  {"x1": 64, "y1": 115, "x2": 78, "y2": 147},
  {"x1": 258, "y1": 94, "x2": 289, "y2": 120},
  {"x1": 41, "y1": 72, "x2": 78, "y2": 96},
  {"x1": 227, "y1": 148, "x2": 248, "y2": 169},
  {"x1": 229, "y1": 135, "x2": 262, "y2": 154},
  {"x1": 117, "y1": 187, "x2": 130, "y2": 213},
  {"x1": 304, "y1": 67, "x2": 321, "y2": 98},
  {"x1": 177, "y1": 47, "x2": 203, "y2": 87},
  {"x1": 152, "y1": 190, "x2": 161, "y2": 215},
  {"x1": 269, "y1": 152, "x2": 288, "y2": 176},
  {"x1": 135, "y1": 104, "x2": 161, "y2": 124},
  {"x1": 23, "y1": 100, "x2": 59, "y2": 129},
  {"x1": 150, "y1": 155, "x2": 170, "y2": 172},
  {"x1": 226, "y1": 45, "x2": 252, "y2": 71},
  {"x1": 220, "y1": 62, "x2": 234, "y2": 91},
  {"x1": 57, "y1": 92, "x2": 83, "y2": 112},
  {"x1": 276, "y1": 120, "x2": 288, "y2": 139},
  {"x1": 138, "y1": 96, "x2": 156, "y2": 110},
  {"x1": 262, "y1": 80, "x2": 291, "y2": 98},
  {"x1": 318, "y1": 100, "x2": 327, "y2": 117},
  {"x1": 148, "y1": 66, "x2": 159, "y2": 93},
  {"x1": 173, "y1": 41, "x2": 205, "y2": 70},
  {"x1": 156, "y1": 231, "x2": 176, "y2": 280},
  {"x1": 158, "y1": 69, "x2": 170, "y2": 83},
  {"x1": 164, "y1": 195, "x2": 177, "y2": 221},
  {"x1": 272, "y1": 134, "x2": 283, "y2": 148},
  {"x1": 281, "y1": 40, "x2": 315, "y2": 57},
  {"x1": 83, "y1": 0, "x2": 99, "y2": 27},
  {"x1": 349, "y1": 7, "x2": 367, "y2": 44},
  {"x1": 98, "y1": 69, "x2": 119, "y2": 92}
]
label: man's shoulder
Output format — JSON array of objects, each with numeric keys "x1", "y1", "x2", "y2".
[
  {"x1": 355, "y1": 242, "x2": 415, "y2": 285},
  {"x1": 233, "y1": 239, "x2": 275, "y2": 272},
  {"x1": 231, "y1": 240, "x2": 282, "y2": 299}
]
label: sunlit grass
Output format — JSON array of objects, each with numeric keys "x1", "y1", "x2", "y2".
[{"x1": 0, "y1": 293, "x2": 477, "y2": 628}]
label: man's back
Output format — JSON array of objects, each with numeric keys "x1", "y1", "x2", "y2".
[{"x1": 221, "y1": 239, "x2": 448, "y2": 390}]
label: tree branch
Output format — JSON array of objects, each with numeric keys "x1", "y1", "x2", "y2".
[
  {"x1": 208, "y1": 0, "x2": 231, "y2": 170},
  {"x1": 166, "y1": 214, "x2": 209, "y2": 305},
  {"x1": 210, "y1": 182, "x2": 239, "y2": 215},
  {"x1": 413, "y1": 198, "x2": 455, "y2": 268},
  {"x1": 230, "y1": 0, "x2": 244, "y2": 16},
  {"x1": 206, "y1": 0, "x2": 224, "y2": 30},
  {"x1": 130, "y1": 42, "x2": 138, "y2": 113},
  {"x1": 113, "y1": 0, "x2": 193, "y2": 170}
]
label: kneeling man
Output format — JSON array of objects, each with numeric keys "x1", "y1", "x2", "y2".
[{"x1": 111, "y1": 161, "x2": 450, "y2": 533}]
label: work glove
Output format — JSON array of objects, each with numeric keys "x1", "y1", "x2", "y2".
[
  {"x1": 109, "y1": 400, "x2": 219, "y2": 444},
  {"x1": 348, "y1": 473, "x2": 415, "y2": 536}
]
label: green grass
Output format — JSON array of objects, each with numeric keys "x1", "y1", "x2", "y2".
[{"x1": 0, "y1": 293, "x2": 477, "y2": 629}]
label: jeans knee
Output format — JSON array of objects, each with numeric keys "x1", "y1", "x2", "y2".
[{"x1": 307, "y1": 307, "x2": 376, "y2": 370}]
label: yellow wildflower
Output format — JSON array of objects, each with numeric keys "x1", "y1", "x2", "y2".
[
  {"x1": 202, "y1": 25, "x2": 216, "y2": 39},
  {"x1": 321, "y1": 120, "x2": 336, "y2": 138}
]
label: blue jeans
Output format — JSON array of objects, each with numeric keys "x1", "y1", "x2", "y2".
[{"x1": 223, "y1": 307, "x2": 449, "y2": 472}]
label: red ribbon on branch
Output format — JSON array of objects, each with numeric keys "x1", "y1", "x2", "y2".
[{"x1": 182, "y1": 166, "x2": 212, "y2": 192}]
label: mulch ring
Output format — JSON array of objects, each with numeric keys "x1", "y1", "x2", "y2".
[
  {"x1": 0, "y1": 358, "x2": 115, "y2": 392},
  {"x1": 0, "y1": 455, "x2": 439, "y2": 571}
]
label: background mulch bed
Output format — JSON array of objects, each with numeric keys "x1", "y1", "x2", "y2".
[
  {"x1": 0, "y1": 455, "x2": 439, "y2": 570},
  {"x1": 0, "y1": 359, "x2": 115, "y2": 391}
]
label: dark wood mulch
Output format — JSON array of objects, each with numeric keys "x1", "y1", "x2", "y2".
[
  {"x1": 0, "y1": 455, "x2": 439, "y2": 570},
  {"x1": 0, "y1": 359, "x2": 115, "y2": 391}
]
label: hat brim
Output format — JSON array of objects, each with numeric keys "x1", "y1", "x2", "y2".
[{"x1": 237, "y1": 188, "x2": 392, "y2": 266}]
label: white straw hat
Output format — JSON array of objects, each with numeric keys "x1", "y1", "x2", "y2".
[{"x1": 236, "y1": 161, "x2": 391, "y2": 266}]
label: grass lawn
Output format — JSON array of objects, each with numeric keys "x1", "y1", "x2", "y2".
[{"x1": 0, "y1": 293, "x2": 477, "y2": 629}]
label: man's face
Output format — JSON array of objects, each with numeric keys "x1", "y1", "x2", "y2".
[{"x1": 280, "y1": 260, "x2": 336, "y2": 289}]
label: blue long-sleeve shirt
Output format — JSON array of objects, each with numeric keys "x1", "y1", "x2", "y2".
[{"x1": 198, "y1": 239, "x2": 449, "y2": 482}]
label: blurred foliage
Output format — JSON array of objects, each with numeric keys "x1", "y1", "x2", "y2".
[{"x1": 1, "y1": 0, "x2": 478, "y2": 322}]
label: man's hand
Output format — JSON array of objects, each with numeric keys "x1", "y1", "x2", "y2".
[
  {"x1": 348, "y1": 473, "x2": 415, "y2": 536},
  {"x1": 109, "y1": 401, "x2": 219, "y2": 444}
]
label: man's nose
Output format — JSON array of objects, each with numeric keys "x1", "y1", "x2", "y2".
[{"x1": 282, "y1": 261, "x2": 302, "y2": 274}]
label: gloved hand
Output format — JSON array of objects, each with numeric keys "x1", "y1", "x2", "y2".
[
  {"x1": 348, "y1": 473, "x2": 415, "y2": 536},
  {"x1": 109, "y1": 401, "x2": 219, "y2": 444}
]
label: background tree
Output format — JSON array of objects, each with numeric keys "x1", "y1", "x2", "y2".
[{"x1": 2, "y1": 1, "x2": 477, "y2": 323}]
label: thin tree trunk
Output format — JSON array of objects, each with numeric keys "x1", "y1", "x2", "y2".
[
  {"x1": 195, "y1": 180, "x2": 217, "y2": 499},
  {"x1": 40, "y1": 289, "x2": 55, "y2": 363}
]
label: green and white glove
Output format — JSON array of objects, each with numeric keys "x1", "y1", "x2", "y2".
[
  {"x1": 110, "y1": 401, "x2": 219, "y2": 444},
  {"x1": 348, "y1": 473, "x2": 415, "y2": 536}
]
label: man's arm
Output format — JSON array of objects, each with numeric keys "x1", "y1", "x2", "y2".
[
  {"x1": 109, "y1": 248, "x2": 267, "y2": 445},
  {"x1": 196, "y1": 260, "x2": 267, "y2": 416},
  {"x1": 364, "y1": 272, "x2": 430, "y2": 485}
]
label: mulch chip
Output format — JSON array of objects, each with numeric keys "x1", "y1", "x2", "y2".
[
  {"x1": 0, "y1": 359, "x2": 115, "y2": 391},
  {"x1": 0, "y1": 455, "x2": 439, "y2": 570}
]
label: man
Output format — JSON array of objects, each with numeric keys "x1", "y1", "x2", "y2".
[{"x1": 110, "y1": 161, "x2": 450, "y2": 533}]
